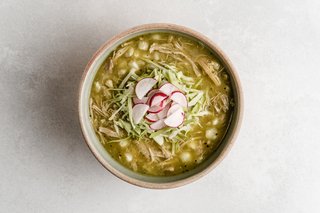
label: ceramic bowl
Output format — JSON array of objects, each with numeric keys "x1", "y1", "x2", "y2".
[{"x1": 78, "y1": 23, "x2": 243, "y2": 189}]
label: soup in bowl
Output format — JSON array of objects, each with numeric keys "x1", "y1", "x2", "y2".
[{"x1": 78, "y1": 23, "x2": 243, "y2": 189}]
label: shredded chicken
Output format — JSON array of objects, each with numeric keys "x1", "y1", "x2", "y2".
[
  {"x1": 179, "y1": 140, "x2": 191, "y2": 149},
  {"x1": 149, "y1": 43, "x2": 202, "y2": 77},
  {"x1": 146, "y1": 142, "x2": 172, "y2": 159},
  {"x1": 131, "y1": 161, "x2": 138, "y2": 172},
  {"x1": 134, "y1": 141, "x2": 151, "y2": 160},
  {"x1": 160, "y1": 158, "x2": 177, "y2": 167},
  {"x1": 92, "y1": 104, "x2": 108, "y2": 118},
  {"x1": 101, "y1": 102, "x2": 111, "y2": 115},
  {"x1": 212, "y1": 93, "x2": 229, "y2": 114},
  {"x1": 99, "y1": 127, "x2": 119, "y2": 138},
  {"x1": 121, "y1": 41, "x2": 133, "y2": 47},
  {"x1": 148, "y1": 147, "x2": 156, "y2": 163},
  {"x1": 113, "y1": 45, "x2": 130, "y2": 61},
  {"x1": 97, "y1": 132, "x2": 106, "y2": 144},
  {"x1": 133, "y1": 140, "x2": 172, "y2": 163},
  {"x1": 197, "y1": 57, "x2": 221, "y2": 86},
  {"x1": 194, "y1": 54, "x2": 208, "y2": 62},
  {"x1": 102, "y1": 87, "x2": 112, "y2": 99},
  {"x1": 105, "y1": 58, "x2": 113, "y2": 73},
  {"x1": 160, "y1": 146, "x2": 172, "y2": 159},
  {"x1": 173, "y1": 40, "x2": 190, "y2": 56},
  {"x1": 172, "y1": 40, "x2": 183, "y2": 51},
  {"x1": 106, "y1": 107, "x2": 120, "y2": 121}
]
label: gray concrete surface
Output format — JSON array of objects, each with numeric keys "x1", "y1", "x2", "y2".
[{"x1": 1, "y1": 0, "x2": 320, "y2": 212}]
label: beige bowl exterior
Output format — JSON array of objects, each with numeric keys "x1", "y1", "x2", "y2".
[{"x1": 78, "y1": 23, "x2": 243, "y2": 189}]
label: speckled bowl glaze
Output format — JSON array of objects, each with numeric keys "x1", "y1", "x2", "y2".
[{"x1": 78, "y1": 23, "x2": 243, "y2": 189}]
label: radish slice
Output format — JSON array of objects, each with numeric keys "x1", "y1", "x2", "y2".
[
  {"x1": 135, "y1": 78, "x2": 158, "y2": 100},
  {"x1": 159, "y1": 98, "x2": 169, "y2": 108},
  {"x1": 169, "y1": 101, "x2": 178, "y2": 107},
  {"x1": 157, "y1": 102, "x2": 171, "y2": 119},
  {"x1": 132, "y1": 103, "x2": 149, "y2": 124},
  {"x1": 145, "y1": 113, "x2": 159, "y2": 122},
  {"x1": 164, "y1": 109, "x2": 185, "y2": 128},
  {"x1": 150, "y1": 119, "x2": 167, "y2": 130},
  {"x1": 150, "y1": 93, "x2": 167, "y2": 107},
  {"x1": 132, "y1": 97, "x2": 148, "y2": 105},
  {"x1": 146, "y1": 89, "x2": 160, "y2": 105},
  {"x1": 167, "y1": 104, "x2": 183, "y2": 117},
  {"x1": 148, "y1": 99, "x2": 169, "y2": 113},
  {"x1": 170, "y1": 91, "x2": 188, "y2": 107},
  {"x1": 147, "y1": 88, "x2": 160, "y2": 98},
  {"x1": 148, "y1": 105, "x2": 164, "y2": 113},
  {"x1": 159, "y1": 83, "x2": 179, "y2": 96}
]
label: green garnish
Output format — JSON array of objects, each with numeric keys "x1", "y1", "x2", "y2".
[{"x1": 106, "y1": 60, "x2": 210, "y2": 147}]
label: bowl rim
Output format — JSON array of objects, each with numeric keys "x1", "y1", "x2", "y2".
[{"x1": 78, "y1": 23, "x2": 243, "y2": 189}]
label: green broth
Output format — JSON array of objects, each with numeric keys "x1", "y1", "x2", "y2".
[{"x1": 89, "y1": 33, "x2": 233, "y2": 176}]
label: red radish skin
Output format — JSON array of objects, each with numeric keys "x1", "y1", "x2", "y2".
[
  {"x1": 150, "y1": 119, "x2": 167, "y2": 130},
  {"x1": 164, "y1": 109, "x2": 185, "y2": 128},
  {"x1": 150, "y1": 93, "x2": 168, "y2": 107},
  {"x1": 135, "y1": 78, "x2": 158, "y2": 100},
  {"x1": 132, "y1": 103, "x2": 149, "y2": 124},
  {"x1": 169, "y1": 91, "x2": 188, "y2": 108},
  {"x1": 145, "y1": 113, "x2": 159, "y2": 122},
  {"x1": 132, "y1": 97, "x2": 148, "y2": 105},
  {"x1": 159, "y1": 83, "x2": 179, "y2": 96}
]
